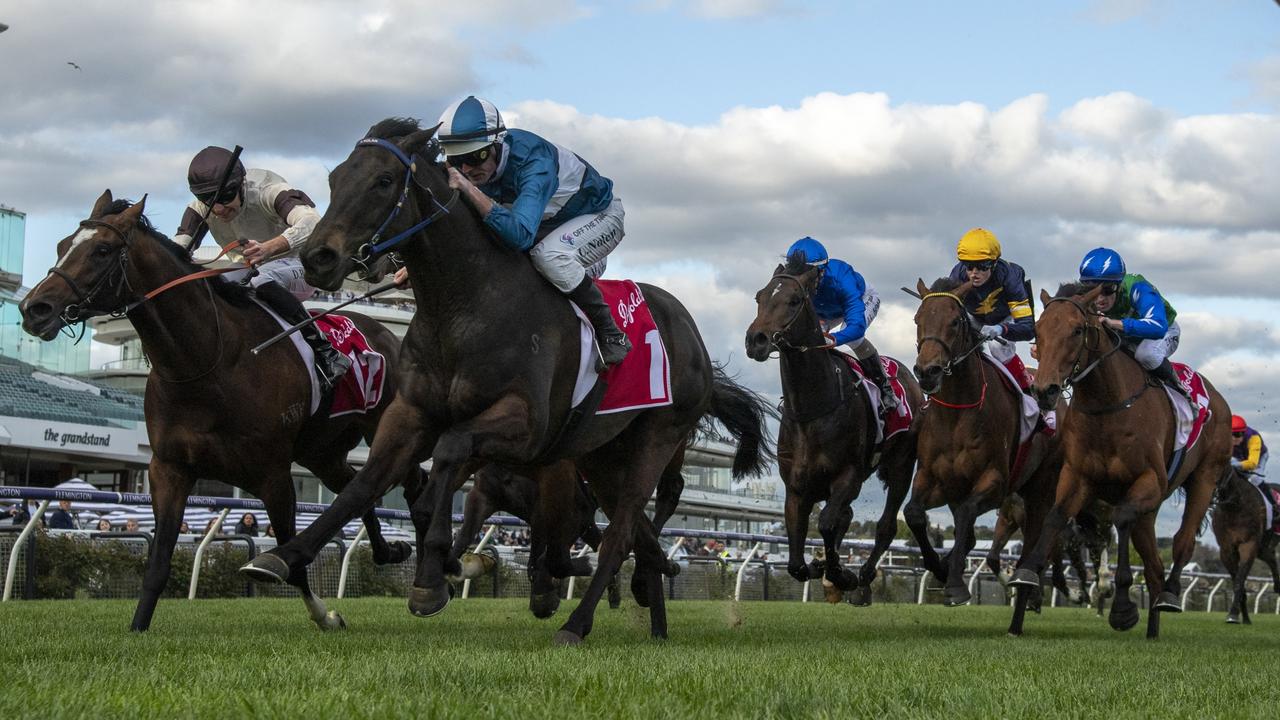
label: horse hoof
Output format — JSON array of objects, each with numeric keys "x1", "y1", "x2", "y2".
[
  {"x1": 529, "y1": 591, "x2": 561, "y2": 619},
  {"x1": 943, "y1": 586, "x2": 972, "y2": 607},
  {"x1": 553, "y1": 630, "x2": 583, "y2": 646},
  {"x1": 315, "y1": 611, "x2": 346, "y2": 631},
  {"x1": 1008, "y1": 568, "x2": 1039, "y2": 589},
  {"x1": 1152, "y1": 591, "x2": 1181, "y2": 613},
  {"x1": 664, "y1": 560, "x2": 681, "y2": 578},
  {"x1": 607, "y1": 583, "x2": 622, "y2": 609},
  {"x1": 457, "y1": 552, "x2": 496, "y2": 580},
  {"x1": 408, "y1": 584, "x2": 451, "y2": 618},
  {"x1": 829, "y1": 568, "x2": 858, "y2": 592},
  {"x1": 1109, "y1": 603, "x2": 1139, "y2": 631},
  {"x1": 443, "y1": 557, "x2": 463, "y2": 577},
  {"x1": 849, "y1": 586, "x2": 872, "y2": 607},
  {"x1": 822, "y1": 583, "x2": 844, "y2": 604},
  {"x1": 1226, "y1": 614, "x2": 1241, "y2": 624},
  {"x1": 240, "y1": 553, "x2": 290, "y2": 585},
  {"x1": 375, "y1": 540, "x2": 414, "y2": 565},
  {"x1": 787, "y1": 564, "x2": 811, "y2": 583}
]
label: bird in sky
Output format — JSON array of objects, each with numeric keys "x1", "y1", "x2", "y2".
[{"x1": 67, "y1": 61, "x2": 82, "y2": 70}]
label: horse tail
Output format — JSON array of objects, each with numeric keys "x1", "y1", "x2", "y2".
[{"x1": 706, "y1": 363, "x2": 778, "y2": 479}]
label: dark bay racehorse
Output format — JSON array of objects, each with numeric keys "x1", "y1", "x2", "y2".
[
  {"x1": 908, "y1": 278, "x2": 1064, "y2": 607},
  {"x1": 1010, "y1": 283, "x2": 1232, "y2": 639},
  {"x1": 241, "y1": 118, "x2": 774, "y2": 644},
  {"x1": 745, "y1": 258, "x2": 922, "y2": 605},
  {"x1": 1211, "y1": 469, "x2": 1280, "y2": 624},
  {"x1": 18, "y1": 192, "x2": 413, "y2": 631}
]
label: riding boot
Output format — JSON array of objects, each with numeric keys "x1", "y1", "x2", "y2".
[
  {"x1": 857, "y1": 349, "x2": 899, "y2": 414},
  {"x1": 1151, "y1": 358, "x2": 1192, "y2": 403},
  {"x1": 568, "y1": 276, "x2": 631, "y2": 371},
  {"x1": 253, "y1": 281, "x2": 352, "y2": 392}
]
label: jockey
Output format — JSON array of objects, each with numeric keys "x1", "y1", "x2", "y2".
[
  {"x1": 436, "y1": 96, "x2": 629, "y2": 369},
  {"x1": 1077, "y1": 247, "x2": 1189, "y2": 401},
  {"x1": 786, "y1": 237, "x2": 897, "y2": 413},
  {"x1": 174, "y1": 146, "x2": 351, "y2": 390},
  {"x1": 947, "y1": 228, "x2": 1035, "y2": 391},
  {"x1": 1231, "y1": 415, "x2": 1269, "y2": 485}
]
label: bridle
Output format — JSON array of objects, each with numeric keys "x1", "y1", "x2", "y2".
[
  {"x1": 1042, "y1": 296, "x2": 1153, "y2": 415},
  {"x1": 915, "y1": 292, "x2": 985, "y2": 375},
  {"x1": 349, "y1": 137, "x2": 459, "y2": 277},
  {"x1": 764, "y1": 273, "x2": 830, "y2": 354}
]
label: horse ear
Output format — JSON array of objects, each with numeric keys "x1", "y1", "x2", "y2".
[
  {"x1": 916, "y1": 278, "x2": 929, "y2": 296},
  {"x1": 1039, "y1": 288, "x2": 1052, "y2": 305},
  {"x1": 90, "y1": 189, "x2": 113, "y2": 219},
  {"x1": 774, "y1": 263, "x2": 785, "y2": 276},
  {"x1": 400, "y1": 126, "x2": 440, "y2": 156},
  {"x1": 115, "y1": 194, "x2": 147, "y2": 227}
]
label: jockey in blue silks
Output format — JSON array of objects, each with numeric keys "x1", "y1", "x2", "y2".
[
  {"x1": 787, "y1": 236, "x2": 897, "y2": 413},
  {"x1": 435, "y1": 95, "x2": 629, "y2": 369}
]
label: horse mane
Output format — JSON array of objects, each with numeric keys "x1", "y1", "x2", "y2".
[
  {"x1": 1054, "y1": 282, "x2": 1093, "y2": 298},
  {"x1": 782, "y1": 252, "x2": 812, "y2": 275},
  {"x1": 365, "y1": 117, "x2": 423, "y2": 141},
  {"x1": 101, "y1": 199, "x2": 256, "y2": 308},
  {"x1": 928, "y1": 277, "x2": 963, "y2": 293}
]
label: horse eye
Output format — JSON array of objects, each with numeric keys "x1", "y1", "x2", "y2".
[
  {"x1": 1072, "y1": 326, "x2": 1083, "y2": 336},
  {"x1": 377, "y1": 173, "x2": 395, "y2": 188},
  {"x1": 788, "y1": 297, "x2": 802, "y2": 307},
  {"x1": 94, "y1": 243, "x2": 113, "y2": 256}
]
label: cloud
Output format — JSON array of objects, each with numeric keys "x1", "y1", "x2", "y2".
[
  {"x1": 1081, "y1": 0, "x2": 1155, "y2": 25},
  {"x1": 636, "y1": 0, "x2": 798, "y2": 19}
]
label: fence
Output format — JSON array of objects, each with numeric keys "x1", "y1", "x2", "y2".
[{"x1": 2, "y1": 485, "x2": 1277, "y2": 615}]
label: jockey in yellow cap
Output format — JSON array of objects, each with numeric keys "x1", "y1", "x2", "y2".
[{"x1": 948, "y1": 228, "x2": 1035, "y2": 390}]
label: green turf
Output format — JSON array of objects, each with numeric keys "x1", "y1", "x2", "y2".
[{"x1": 1, "y1": 596, "x2": 1272, "y2": 719}]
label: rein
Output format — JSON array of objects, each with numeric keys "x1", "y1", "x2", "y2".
[
  {"x1": 916, "y1": 292, "x2": 986, "y2": 377},
  {"x1": 766, "y1": 273, "x2": 830, "y2": 354},
  {"x1": 1042, "y1": 296, "x2": 1153, "y2": 415},
  {"x1": 350, "y1": 137, "x2": 459, "y2": 275}
]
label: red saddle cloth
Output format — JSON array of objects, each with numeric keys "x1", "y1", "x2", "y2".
[
  {"x1": 840, "y1": 354, "x2": 913, "y2": 442},
  {"x1": 1268, "y1": 486, "x2": 1280, "y2": 536},
  {"x1": 1170, "y1": 362, "x2": 1211, "y2": 451},
  {"x1": 594, "y1": 280, "x2": 673, "y2": 414},
  {"x1": 313, "y1": 313, "x2": 387, "y2": 418}
]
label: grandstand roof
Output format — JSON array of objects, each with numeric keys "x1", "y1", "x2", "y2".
[{"x1": 0, "y1": 354, "x2": 144, "y2": 427}]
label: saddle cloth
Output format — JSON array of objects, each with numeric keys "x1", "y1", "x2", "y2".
[
  {"x1": 1256, "y1": 483, "x2": 1280, "y2": 536},
  {"x1": 253, "y1": 299, "x2": 386, "y2": 418},
  {"x1": 1163, "y1": 362, "x2": 1211, "y2": 453},
  {"x1": 570, "y1": 279, "x2": 673, "y2": 415},
  {"x1": 983, "y1": 351, "x2": 1054, "y2": 443},
  {"x1": 836, "y1": 353, "x2": 912, "y2": 444}
]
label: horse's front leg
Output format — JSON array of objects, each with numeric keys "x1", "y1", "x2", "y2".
[
  {"x1": 818, "y1": 466, "x2": 860, "y2": 593},
  {"x1": 854, "y1": 452, "x2": 914, "y2": 606},
  {"x1": 409, "y1": 394, "x2": 535, "y2": 618},
  {"x1": 130, "y1": 460, "x2": 195, "y2": 632},
  {"x1": 784, "y1": 489, "x2": 818, "y2": 583}
]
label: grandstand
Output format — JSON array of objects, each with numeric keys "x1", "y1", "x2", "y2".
[{"x1": 0, "y1": 354, "x2": 144, "y2": 427}]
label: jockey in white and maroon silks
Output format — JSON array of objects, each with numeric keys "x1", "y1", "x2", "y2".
[
  {"x1": 946, "y1": 228, "x2": 1035, "y2": 391},
  {"x1": 433, "y1": 95, "x2": 630, "y2": 370},
  {"x1": 173, "y1": 146, "x2": 351, "y2": 390}
]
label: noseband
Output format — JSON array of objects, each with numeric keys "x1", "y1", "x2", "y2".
[
  {"x1": 915, "y1": 292, "x2": 984, "y2": 375},
  {"x1": 349, "y1": 137, "x2": 459, "y2": 276},
  {"x1": 43, "y1": 219, "x2": 134, "y2": 326}
]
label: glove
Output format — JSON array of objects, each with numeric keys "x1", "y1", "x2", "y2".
[
  {"x1": 822, "y1": 332, "x2": 837, "y2": 348},
  {"x1": 979, "y1": 324, "x2": 1004, "y2": 340},
  {"x1": 1230, "y1": 459, "x2": 1243, "y2": 470}
]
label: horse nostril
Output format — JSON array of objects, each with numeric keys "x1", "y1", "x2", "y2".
[
  {"x1": 22, "y1": 301, "x2": 53, "y2": 322},
  {"x1": 304, "y1": 246, "x2": 338, "y2": 272}
]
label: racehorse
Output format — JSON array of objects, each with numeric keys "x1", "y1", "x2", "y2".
[
  {"x1": 18, "y1": 192, "x2": 414, "y2": 631},
  {"x1": 1009, "y1": 283, "x2": 1232, "y2": 639},
  {"x1": 745, "y1": 258, "x2": 923, "y2": 605},
  {"x1": 1211, "y1": 468, "x2": 1280, "y2": 624},
  {"x1": 908, "y1": 278, "x2": 1064, "y2": 607},
  {"x1": 240, "y1": 118, "x2": 775, "y2": 644},
  {"x1": 988, "y1": 494, "x2": 1113, "y2": 610}
]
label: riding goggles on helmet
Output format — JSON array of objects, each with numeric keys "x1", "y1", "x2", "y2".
[
  {"x1": 962, "y1": 260, "x2": 995, "y2": 272},
  {"x1": 448, "y1": 144, "x2": 495, "y2": 168},
  {"x1": 196, "y1": 185, "x2": 239, "y2": 207}
]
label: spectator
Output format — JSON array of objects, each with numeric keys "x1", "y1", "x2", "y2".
[
  {"x1": 235, "y1": 513, "x2": 259, "y2": 536},
  {"x1": 203, "y1": 518, "x2": 223, "y2": 536},
  {"x1": 265, "y1": 524, "x2": 275, "y2": 538},
  {"x1": 5, "y1": 503, "x2": 30, "y2": 526},
  {"x1": 48, "y1": 500, "x2": 79, "y2": 530},
  {"x1": 179, "y1": 521, "x2": 191, "y2": 534},
  {"x1": 124, "y1": 518, "x2": 140, "y2": 533},
  {"x1": 96, "y1": 518, "x2": 113, "y2": 532}
]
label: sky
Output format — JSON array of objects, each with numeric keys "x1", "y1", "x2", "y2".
[{"x1": 2, "y1": 0, "x2": 1279, "y2": 535}]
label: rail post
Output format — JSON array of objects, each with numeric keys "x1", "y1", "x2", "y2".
[
  {"x1": 3, "y1": 500, "x2": 49, "y2": 602},
  {"x1": 1205, "y1": 578, "x2": 1227, "y2": 613},
  {"x1": 1178, "y1": 575, "x2": 1201, "y2": 612},
  {"x1": 1255, "y1": 582, "x2": 1273, "y2": 616},
  {"x1": 461, "y1": 524, "x2": 498, "y2": 600},
  {"x1": 734, "y1": 542, "x2": 762, "y2": 601},
  {"x1": 336, "y1": 524, "x2": 368, "y2": 599},
  {"x1": 917, "y1": 571, "x2": 929, "y2": 605},
  {"x1": 189, "y1": 508, "x2": 230, "y2": 600},
  {"x1": 565, "y1": 541, "x2": 593, "y2": 600},
  {"x1": 966, "y1": 559, "x2": 988, "y2": 601}
]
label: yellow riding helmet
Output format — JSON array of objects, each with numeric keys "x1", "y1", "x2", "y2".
[{"x1": 956, "y1": 228, "x2": 1001, "y2": 262}]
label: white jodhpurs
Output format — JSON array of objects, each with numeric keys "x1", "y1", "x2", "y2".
[
  {"x1": 223, "y1": 257, "x2": 316, "y2": 301},
  {"x1": 988, "y1": 338, "x2": 1019, "y2": 363},
  {"x1": 528, "y1": 199, "x2": 625, "y2": 292},
  {"x1": 1134, "y1": 320, "x2": 1181, "y2": 370}
]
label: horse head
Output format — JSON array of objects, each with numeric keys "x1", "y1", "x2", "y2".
[
  {"x1": 911, "y1": 276, "x2": 977, "y2": 395},
  {"x1": 302, "y1": 118, "x2": 449, "y2": 290},
  {"x1": 744, "y1": 256, "x2": 825, "y2": 361},
  {"x1": 20, "y1": 190, "x2": 147, "y2": 339},
  {"x1": 1030, "y1": 283, "x2": 1106, "y2": 412}
]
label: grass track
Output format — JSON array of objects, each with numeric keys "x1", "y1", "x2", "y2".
[{"x1": 1, "y1": 597, "x2": 1274, "y2": 719}]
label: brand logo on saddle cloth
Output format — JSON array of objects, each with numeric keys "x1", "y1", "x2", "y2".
[
  {"x1": 1168, "y1": 362, "x2": 1211, "y2": 452},
  {"x1": 839, "y1": 355, "x2": 912, "y2": 442},
  {"x1": 1265, "y1": 485, "x2": 1280, "y2": 536},
  {"x1": 312, "y1": 313, "x2": 386, "y2": 418},
  {"x1": 572, "y1": 280, "x2": 673, "y2": 414}
]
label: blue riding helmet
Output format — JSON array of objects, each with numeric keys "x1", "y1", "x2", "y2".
[
  {"x1": 437, "y1": 96, "x2": 506, "y2": 156},
  {"x1": 787, "y1": 236, "x2": 828, "y2": 266},
  {"x1": 1079, "y1": 247, "x2": 1126, "y2": 284}
]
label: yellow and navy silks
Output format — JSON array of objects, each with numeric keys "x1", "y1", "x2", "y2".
[{"x1": 946, "y1": 259, "x2": 1035, "y2": 342}]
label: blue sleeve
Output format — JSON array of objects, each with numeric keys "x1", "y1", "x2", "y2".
[
  {"x1": 830, "y1": 270, "x2": 868, "y2": 346},
  {"x1": 1121, "y1": 281, "x2": 1169, "y2": 339},
  {"x1": 482, "y1": 143, "x2": 559, "y2": 252},
  {"x1": 1000, "y1": 264, "x2": 1036, "y2": 342},
  {"x1": 947, "y1": 262, "x2": 967, "y2": 284}
]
